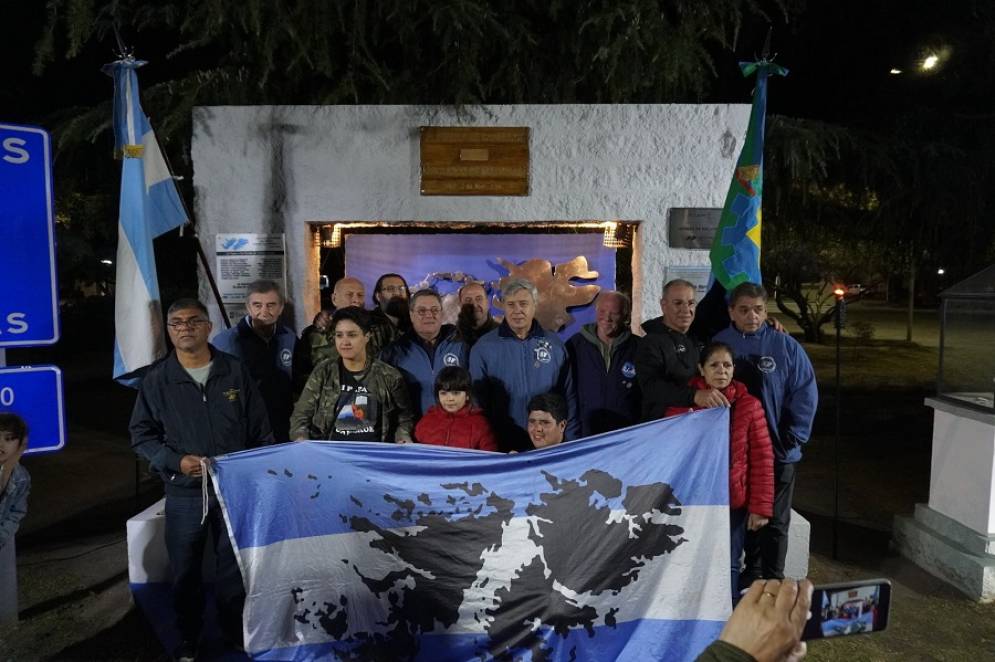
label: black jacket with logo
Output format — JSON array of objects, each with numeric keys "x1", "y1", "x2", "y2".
[
  {"x1": 635, "y1": 316, "x2": 704, "y2": 421},
  {"x1": 129, "y1": 347, "x2": 275, "y2": 494}
]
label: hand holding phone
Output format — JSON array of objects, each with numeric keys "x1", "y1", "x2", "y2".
[{"x1": 802, "y1": 579, "x2": 892, "y2": 640}]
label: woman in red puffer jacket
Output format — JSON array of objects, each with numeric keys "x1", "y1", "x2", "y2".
[
  {"x1": 665, "y1": 341, "x2": 774, "y2": 601},
  {"x1": 415, "y1": 366, "x2": 499, "y2": 451}
]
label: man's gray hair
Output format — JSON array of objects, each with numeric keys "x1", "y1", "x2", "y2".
[
  {"x1": 245, "y1": 279, "x2": 284, "y2": 303},
  {"x1": 501, "y1": 278, "x2": 539, "y2": 304},
  {"x1": 595, "y1": 290, "x2": 632, "y2": 324}
]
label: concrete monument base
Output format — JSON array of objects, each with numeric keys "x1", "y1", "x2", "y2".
[
  {"x1": 893, "y1": 398, "x2": 995, "y2": 601},
  {"x1": 894, "y1": 504, "x2": 995, "y2": 601}
]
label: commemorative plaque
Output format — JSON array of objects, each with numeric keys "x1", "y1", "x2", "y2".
[
  {"x1": 420, "y1": 126, "x2": 529, "y2": 196},
  {"x1": 667, "y1": 208, "x2": 722, "y2": 250}
]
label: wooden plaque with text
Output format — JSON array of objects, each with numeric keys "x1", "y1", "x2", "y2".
[{"x1": 420, "y1": 126, "x2": 529, "y2": 196}]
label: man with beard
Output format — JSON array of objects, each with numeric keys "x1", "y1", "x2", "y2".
[
  {"x1": 456, "y1": 281, "x2": 499, "y2": 347},
  {"x1": 369, "y1": 273, "x2": 411, "y2": 355}
]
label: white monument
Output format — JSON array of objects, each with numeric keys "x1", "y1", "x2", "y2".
[{"x1": 894, "y1": 265, "x2": 995, "y2": 600}]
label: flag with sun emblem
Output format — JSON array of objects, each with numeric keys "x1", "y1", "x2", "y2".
[{"x1": 709, "y1": 60, "x2": 787, "y2": 291}]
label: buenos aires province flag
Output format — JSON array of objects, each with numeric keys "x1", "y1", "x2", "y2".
[
  {"x1": 709, "y1": 60, "x2": 788, "y2": 292},
  {"x1": 210, "y1": 408, "x2": 733, "y2": 661},
  {"x1": 103, "y1": 58, "x2": 187, "y2": 385}
]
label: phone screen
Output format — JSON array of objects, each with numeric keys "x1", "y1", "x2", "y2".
[{"x1": 802, "y1": 579, "x2": 891, "y2": 640}]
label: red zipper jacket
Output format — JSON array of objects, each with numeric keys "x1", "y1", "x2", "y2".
[
  {"x1": 414, "y1": 404, "x2": 499, "y2": 451},
  {"x1": 665, "y1": 377, "x2": 774, "y2": 516}
]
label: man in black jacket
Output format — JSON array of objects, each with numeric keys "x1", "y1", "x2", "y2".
[
  {"x1": 130, "y1": 298, "x2": 273, "y2": 660},
  {"x1": 635, "y1": 279, "x2": 729, "y2": 420}
]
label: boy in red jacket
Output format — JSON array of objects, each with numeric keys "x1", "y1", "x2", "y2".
[
  {"x1": 665, "y1": 342, "x2": 774, "y2": 602},
  {"x1": 415, "y1": 367, "x2": 499, "y2": 451}
]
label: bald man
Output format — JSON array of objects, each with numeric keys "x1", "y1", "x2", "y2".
[
  {"x1": 456, "y1": 281, "x2": 499, "y2": 347},
  {"x1": 307, "y1": 277, "x2": 370, "y2": 370}
]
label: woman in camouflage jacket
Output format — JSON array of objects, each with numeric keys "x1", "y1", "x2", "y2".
[{"x1": 290, "y1": 307, "x2": 414, "y2": 442}]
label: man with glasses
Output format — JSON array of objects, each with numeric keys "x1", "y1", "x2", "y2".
[
  {"x1": 213, "y1": 280, "x2": 296, "y2": 442},
  {"x1": 380, "y1": 289, "x2": 469, "y2": 418},
  {"x1": 130, "y1": 298, "x2": 273, "y2": 660},
  {"x1": 369, "y1": 273, "x2": 411, "y2": 355}
]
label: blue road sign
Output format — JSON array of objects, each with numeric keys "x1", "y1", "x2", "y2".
[
  {"x1": 0, "y1": 365, "x2": 65, "y2": 455},
  {"x1": 0, "y1": 124, "x2": 59, "y2": 346}
]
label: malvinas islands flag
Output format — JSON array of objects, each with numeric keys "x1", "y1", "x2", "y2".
[
  {"x1": 103, "y1": 58, "x2": 188, "y2": 385},
  {"x1": 209, "y1": 408, "x2": 732, "y2": 661}
]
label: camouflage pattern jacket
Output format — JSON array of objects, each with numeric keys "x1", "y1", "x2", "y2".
[{"x1": 289, "y1": 357, "x2": 414, "y2": 442}]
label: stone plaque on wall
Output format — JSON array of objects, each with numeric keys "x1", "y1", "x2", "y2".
[
  {"x1": 420, "y1": 126, "x2": 529, "y2": 195},
  {"x1": 668, "y1": 207, "x2": 721, "y2": 249}
]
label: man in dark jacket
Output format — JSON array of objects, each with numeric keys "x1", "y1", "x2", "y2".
[
  {"x1": 636, "y1": 279, "x2": 728, "y2": 421},
  {"x1": 456, "y1": 281, "x2": 499, "y2": 347},
  {"x1": 567, "y1": 291, "x2": 640, "y2": 436},
  {"x1": 212, "y1": 279, "x2": 296, "y2": 442},
  {"x1": 130, "y1": 298, "x2": 274, "y2": 659}
]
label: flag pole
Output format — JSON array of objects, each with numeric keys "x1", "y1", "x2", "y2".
[{"x1": 155, "y1": 146, "x2": 232, "y2": 330}]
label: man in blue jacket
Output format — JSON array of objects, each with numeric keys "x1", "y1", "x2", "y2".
[
  {"x1": 131, "y1": 298, "x2": 274, "y2": 660},
  {"x1": 470, "y1": 278, "x2": 579, "y2": 451},
  {"x1": 380, "y1": 288, "x2": 469, "y2": 418},
  {"x1": 567, "y1": 290, "x2": 640, "y2": 436},
  {"x1": 212, "y1": 279, "x2": 296, "y2": 442},
  {"x1": 714, "y1": 282, "x2": 818, "y2": 587}
]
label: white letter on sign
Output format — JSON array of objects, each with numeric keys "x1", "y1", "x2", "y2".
[
  {"x1": 0, "y1": 387, "x2": 12, "y2": 406},
  {"x1": 2, "y1": 138, "x2": 30, "y2": 164},
  {"x1": 6, "y1": 313, "x2": 28, "y2": 334}
]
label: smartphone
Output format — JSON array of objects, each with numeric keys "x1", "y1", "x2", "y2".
[{"x1": 801, "y1": 578, "x2": 891, "y2": 640}]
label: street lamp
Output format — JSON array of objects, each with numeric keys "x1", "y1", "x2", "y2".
[
  {"x1": 922, "y1": 54, "x2": 939, "y2": 70},
  {"x1": 832, "y1": 285, "x2": 847, "y2": 560}
]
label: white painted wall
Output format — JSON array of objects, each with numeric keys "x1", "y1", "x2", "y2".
[{"x1": 191, "y1": 104, "x2": 749, "y2": 332}]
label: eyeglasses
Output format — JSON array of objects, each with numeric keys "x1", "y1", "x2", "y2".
[
  {"x1": 413, "y1": 307, "x2": 442, "y2": 317},
  {"x1": 381, "y1": 285, "x2": 406, "y2": 294},
  {"x1": 167, "y1": 319, "x2": 210, "y2": 330}
]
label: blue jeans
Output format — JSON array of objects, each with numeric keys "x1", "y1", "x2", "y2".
[
  {"x1": 730, "y1": 508, "x2": 747, "y2": 604},
  {"x1": 164, "y1": 493, "x2": 245, "y2": 643}
]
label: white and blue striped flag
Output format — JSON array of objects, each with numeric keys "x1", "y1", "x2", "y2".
[
  {"x1": 103, "y1": 58, "x2": 187, "y2": 385},
  {"x1": 210, "y1": 408, "x2": 732, "y2": 661}
]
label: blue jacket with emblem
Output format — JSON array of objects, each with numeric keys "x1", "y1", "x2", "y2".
[
  {"x1": 379, "y1": 324, "x2": 469, "y2": 418},
  {"x1": 212, "y1": 315, "x2": 297, "y2": 442},
  {"x1": 469, "y1": 320, "x2": 579, "y2": 451},
  {"x1": 713, "y1": 322, "x2": 818, "y2": 463},
  {"x1": 567, "y1": 324, "x2": 641, "y2": 437}
]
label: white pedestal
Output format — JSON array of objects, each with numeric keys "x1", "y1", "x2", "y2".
[
  {"x1": 893, "y1": 398, "x2": 995, "y2": 601},
  {"x1": 126, "y1": 497, "x2": 214, "y2": 586}
]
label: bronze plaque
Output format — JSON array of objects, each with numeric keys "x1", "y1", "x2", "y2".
[{"x1": 420, "y1": 126, "x2": 529, "y2": 196}]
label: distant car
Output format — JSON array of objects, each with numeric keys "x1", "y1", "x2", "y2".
[{"x1": 847, "y1": 284, "x2": 868, "y2": 296}]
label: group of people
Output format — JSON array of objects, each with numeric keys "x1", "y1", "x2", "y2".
[{"x1": 127, "y1": 271, "x2": 817, "y2": 661}]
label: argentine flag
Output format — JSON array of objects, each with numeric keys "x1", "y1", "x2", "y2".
[
  {"x1": 210, "y1": 408, "x2": 733, "y2": 661},
  {"x1": 103, "y1": 59, "x2": 187, "y2": 385}
]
